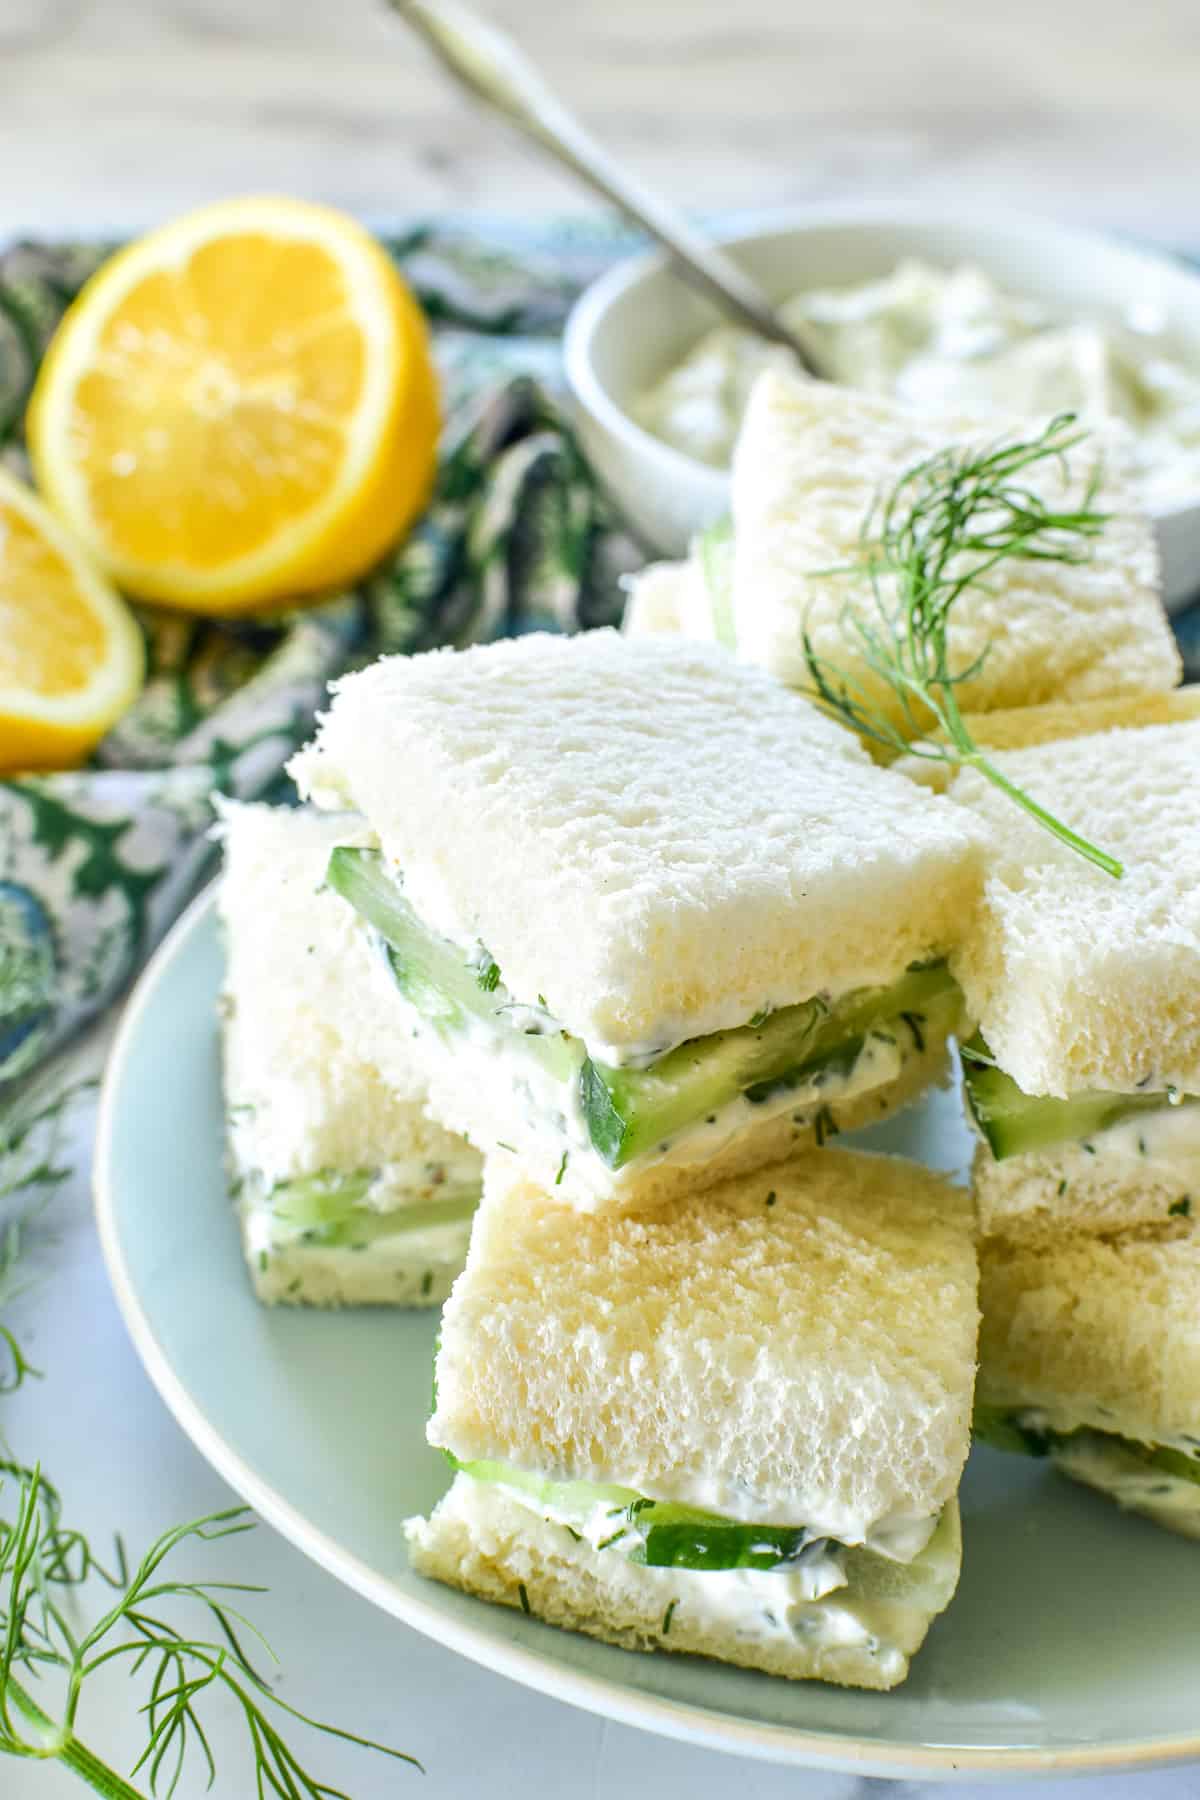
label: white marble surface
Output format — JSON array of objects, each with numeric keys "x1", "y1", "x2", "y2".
[
  {"x1": 2, "y1": 0, "x2": 1200, "y2": 244},
  {"x1": 6, "y1": 2, "x2": 1200, "y2": 1794}
]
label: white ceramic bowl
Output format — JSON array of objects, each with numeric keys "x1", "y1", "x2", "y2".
[{"x1": 564, "y1": 209, "x2": 1200, "y2": 614}]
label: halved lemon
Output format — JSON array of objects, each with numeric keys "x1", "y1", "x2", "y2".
[
  {"x1": 0, "y1": 465, "x2": 144, "y2": 772},
  {"x1": 27, "y1": 196, "x2": 439, "y2": 615}
]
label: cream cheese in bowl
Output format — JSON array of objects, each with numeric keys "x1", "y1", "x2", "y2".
[{"x1": 634, "y1": 260, "x2": 1200, "y2": 514}]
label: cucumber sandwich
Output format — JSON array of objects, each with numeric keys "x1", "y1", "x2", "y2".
[
  {"x1": 946, "y1": 714, "x2": 1200, "y2": 1242},
  {"x1": 624, "y1": 371, "x2": 1181, "y2": 732},
  {"x1": 217, "y1": 802, "x2": 482, "y2": 1307},
  {"x1": 976, "y1": 1227, "x2": 1200, "y2": 1542},
  {"x1": 406, "y1": 1145, "x2": 979, "y2": 1689},
  {"x1": 943, "y1": 713, "x2": 1200, "y2": 1535},
  {"x1": 289, "y1": 631, "x2": 979, "y2": 1211}
]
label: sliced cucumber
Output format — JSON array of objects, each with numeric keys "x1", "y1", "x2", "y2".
[
  {"x1": 452, "y1": 1456, "x2": 816, "y2": 1571},
  {"x1": 698, "y1": 517, "x2": 736, "y2": 650},
  {"x1": 266, "y1": 1170, "x2": 480, "y2": 1249},
  {"x1": 582, "y1": 964, "x2": 959, "y2": 1169},
  {"x1": 961, "y1": 1039, "x2": 1187, "y2": 1161},
  {"x1": 632, "y1": 1513, "x2": 816, "y2": 1572},
  {"x1": 332, "y1": 847, "x2": 959, "y2": 1172},
  {"x1": 972, "y1": 1403, "x2": 1055, "y2": 1458},
  {"x1": 973, "y1": 1407, "x2": 1200, "y2": 1487},
  {"x1": 1140, "y1": 1443, "x2": 1200, "y2": 1488},
  {"x1": 327, "y1": 847, "x2": 578, "y2": 1081}
]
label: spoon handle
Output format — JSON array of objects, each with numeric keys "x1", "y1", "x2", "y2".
[{"x1": 387, "y1": 0, "x2": 822, "y2": 373}]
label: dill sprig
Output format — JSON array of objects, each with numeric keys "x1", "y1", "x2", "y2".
[
  {"x1": 0, "y1": 1470, "x2": 419, "y2": 1798},
  {"x1": 0, "y1": 1071, "x2": 417, "y2": 1797},
  {"x1": 800, "y1": 412, "x2": 1123, "y2": 879}
]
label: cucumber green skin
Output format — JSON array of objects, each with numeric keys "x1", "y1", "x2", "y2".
[
  {"x1": 972, "y1": 1403, "x2": 1055, "y2": 1458},
  {"x1": 331, "y1": 847, "x2": 959, "y2": 1173},
  {"x1": 973, "y1": 1406, "x2": 1200, "y2": 1487},
  {"x1": 327, "y1": 847, "x2": 577, "y2": 1081},
  {"x1": 698, "y1": 518, "x2": 736, "y2": 650},
  {"x1": 961, "y1": 1039, "x2": 1190, "y2": 1161},
  {"x1": 266, "y1": 1171, "x2": 480, "y2": 1249},
  {"x1": 584, "y1": 963, "x2": 959, "y2": 1169},
  {"x1": 452, "y1": 1457, "x2": 816, "y2": 1571}
]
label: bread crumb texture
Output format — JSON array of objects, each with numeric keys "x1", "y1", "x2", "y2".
[
  {"x1": 978, "y1": 1225, "x2": 1200, "y2": 1446},
  {"x1": 430, "y1": 1146, "x2": 978, "y2": 1538},
  {"x1": 218, "y1": 800, "x2": 477, "y2": 1183},
  {"x1": 896, "y1": 689, "x2": 1200, "y2": 791},
  {"x1": 621, "y1": 556, "x2": 711, "y2": 641},
  {"x1": 731, "y1": 371, "x2": 1179, "y2": 724},
  {"x1": 948, "y1": 718, "x2": 1200, "y2": 1096},
  {"x1": 972, "y1": 1134, "x2": 1199, "y2": 1243},
  {"x1": 291, "y1": 631, "x2": 980, "y2": 1051}
]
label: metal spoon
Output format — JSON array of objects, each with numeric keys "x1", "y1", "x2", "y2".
[{"x1": 385, "y1": 0, "x2": 825, "y2": 376}]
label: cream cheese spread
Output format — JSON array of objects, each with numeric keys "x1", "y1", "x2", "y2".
[
  {"x1": 1074, "y1": 1098, "x2": 1200, "y2": 1181},
  {"x1": 1047, "y1": 1432, "x2": 1200, "y2": 1540},
  {"x1": 636, "y1": 259, "x2": 1200, "y2": 511},
  {"x1": 402, "y1": 985, "x2": 929, "y2": 1205}
]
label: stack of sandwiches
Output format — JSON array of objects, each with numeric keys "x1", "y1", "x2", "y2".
[
  {"x1": 213, "y1": 357, "x2": 1197, "y2": 1697},
  {"x1": 941, "y1": 710, "x2": 1200, "y2": 1537},
  {"x1": 280, "y1": 628, "x2": 985, "y2": 1687},
  {"x1": 218, "y1": 801, "x2": 482, "y2": 1307}
]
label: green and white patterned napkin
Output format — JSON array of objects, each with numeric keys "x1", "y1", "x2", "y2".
[{"x1": 0, "y1": 219, "x2": 644, "y2": 1092}]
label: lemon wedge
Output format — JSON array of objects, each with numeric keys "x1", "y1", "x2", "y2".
[
  {"x1": 27, "y1": 195, "x2": 439, "y2": 615},
  {"x1": 0, "y1": 465, "x2": 144, "y2": 772}
]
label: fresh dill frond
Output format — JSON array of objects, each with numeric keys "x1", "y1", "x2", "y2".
[
  {"x1": 800, "y1": 412, "x2": 1123, "y2": 879},
  {"x1": 0, "y1": 1326, "x2": 38, "y2": 1398},
  {"x1": 813, "y1": 1105, "x2": 838, "y2": 1148},
  {"x1": 474, "y1": 952, "x2": 502, "y2": 994},
  {"x1": 0, "y1": 1473, "x2": 419, "y2": 1797}
]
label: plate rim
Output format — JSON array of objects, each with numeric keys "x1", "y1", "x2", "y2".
[{"x1": 94, "y1": 886, "x2": 1200, "y2": 1780}]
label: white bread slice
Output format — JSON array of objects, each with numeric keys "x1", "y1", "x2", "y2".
[
  {"x1": 898, "y1": 688, "x2": 1200, "y2": 791},
  {"x1": 947, "y1": 718, "x2": 1200, "y2": 1097},
  {"x1": 620, "y1": 557, "x2": 713, "y2": 642},
  {"x1": 978, "y1": 1225, "x2": 1200, "y2": 1450},
  {"x1": 218, "y1": 800, "x2": 479, "y2": 1189},
  {"x1": 972, "y1": 1123, "x2": 1199, "y2": 1244},
  {"x1": 430, "y1": 1148, "x2": 978, "y2": 1543},
  {"x1": 405, "y1": 1474, "x2": 962, "y2": 1691},
  {"x1": 290, "y1": 632, "x2": 980, "y2": 1055},
  {"x1": 731, "y1": 370, "x2": 1180, "y2": 730},
  {"x1": 218, "y1": 802, "x2": 481, "y2": 1307}
]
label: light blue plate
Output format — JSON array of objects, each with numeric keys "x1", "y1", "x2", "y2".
[{"x1": 96, "y1": 891, "x2": 1200, "y2": 1779}]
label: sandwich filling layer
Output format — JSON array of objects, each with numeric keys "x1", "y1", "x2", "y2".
[
  {"x1": 449, "y1": 1455, "x2": 940, "y2": 1566},
  {"x1": 238, "y1": 1164, "x2": 481, "y2": 1302},
  {"x1": 420, "y1": 1468, "x2": 959, "y2": 1670},
  {"x1": 963, "y1": 1041, "x2": 1199, "y2": 1171},
  {"x1": 975, "y1": 1406, "x2": 1200, "y2": 1535},
  {"x1": 330, "y1": 847, "x2": 961, "y2": 1184}
]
